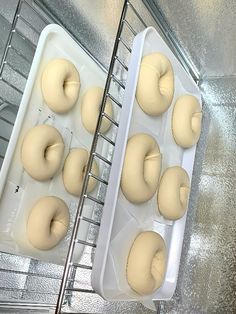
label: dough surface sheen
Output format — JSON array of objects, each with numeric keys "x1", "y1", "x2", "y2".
[
  {"x1": 41, "y1": 58, "x2": 80, "y2": 113},
  {"x1": 136, "y1": 52, "x2": 174, "y2": 116},
  {"x1": 27, "y1": 196, "x2": 70, "y2": 250},
  {"x1": 81, "y1": 86, "x2": 113, "y2": 134},
  {"x1": 63, "y1": 148, "x2": 99, "y2": 196},
  {"x1": 121, "y1": 133, "x2": 162, "y2": 204},
  {"x1": 21, "y1": 124, "x2": 64, "y2": 181},
  {"x1": 126, "y1": 231, "x2": 167, "y2": 295},
  {"x1": 172, "y1": 95, "x2": 202, "y2": 148},
  {"x1": 157, "y1": 166, "x2": 190, "y2": 220}
]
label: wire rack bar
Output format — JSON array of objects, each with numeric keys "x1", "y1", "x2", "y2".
[
  {"x1": 129, "y1": 1, "x2": 148, "y2": 28},
  {"x1": 81, "y1": 215, "x2": 101, "y2": 227},
  {"x1": 55, "y1": 1, "x2": 130, "y2": 312},
  {"x1": 115, "y1": 55, "x2": 129, "y2": 71},
  {"x1": 4, "y1": 61, "x2": 28, "y2": 79},
  {"x1": 107, "y1": 92, "x2": 123, "y2": 108},
  {"x1": 88, "y1": 172, "x2": 108, "y2": 185},
  {"x1": 93, "y1": 152, "x2": 112, "y2": 165},
  {"x1": 9, "y1": 45, "x2": 32, "y2": 64},
  {"x1": 111, "y1": 73, "x2": 126, "y2": 89},
  {"x1": 13, "y1": 28, "x2": 37, "y2": 49},
  {"x1": 18, "y1": 14, "x2": 41, "y2": 35},
  {"x1": 0, "y1": 116, "x2": 14, "y2": 126},
  {"x1": 0, "y1": 77, "x2": 24, "y2": 94},
  {"x1": 0, "y1": 96, "x2": 18, "y2": 108},
  {"x1": 122, "y1": 19, "x2": 137, "y2": 36},
  {"x1": 72, "y1": 263, "x2": 93, "y2": 270},
  {"x1": 98, "y1": 132, "x2": 116, "y2": 146},
  {"x1": 84, "y1": 194, "x2": 104, "y2": 206},
  {"x1": 0, "y1": 0, "x2": 22, "y2": 76},
  {"x1": 118, "y1": 37, "x2": 132, "y2": 52},
  {"x1": 102, "y1": 111, "x2": 119, "y2": 127}
]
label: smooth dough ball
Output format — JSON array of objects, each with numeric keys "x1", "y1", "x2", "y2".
[
  {"x1": 136, "y1": 52, "x2": 174, "y2": 116},
  {"x1": 127, "y1": 231, "x2": 167, "y2": 295},
  {"x1": 121, "y1": 133, "x2": 162, "y2": 204},
  {"x1": 81, "y1": 87, "x2": 113, "y2": 134},
  {"x1": 172, "y1": 95, "x2": 202, "y2": 148},
  {"x1": 21, "y1": 124, "x2": 64, "y2": 181},
  {"x1": 27, "y1": 196, "x2": 70, "y2": 250},
  {"x1": 63, "y1": 148, "x2": 99, "y2": 196},
  {"x1": 157, "y1": 166, "x2": 190, "y2": 220},
  {"x1": 41, "y1": 58, "x2": 80, "y2": 113}
]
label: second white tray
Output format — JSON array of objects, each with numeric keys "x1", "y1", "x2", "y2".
[
  {"x1": 0, "y1": 24, "x2": 116, "y2": 265},
  {"x1": 92, "y1": 27, "x2": 201, "y2": 301}
]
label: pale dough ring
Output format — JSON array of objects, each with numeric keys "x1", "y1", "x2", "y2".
[
  {"x1": 121, "y1": 133, "x2": 162, "y2": 204},
  {"x1": 27, "y1": 196, "x2": 70, "y2": 250},
  {"x1": 157, "y1": 166, "x2": 190, "y2": 220},
  {"x1": 126, "y1": 231, "x2": 167, "y2": 295},
  {"x1": 136, "y1": 52, "x2": 174, "y2": 116},
  {"x1": 81, "y1": 86, "x2": 113, "y2": 134},
  {"x1": 172, "y1": 95, "x2": 202, "y2": 148},
  {"x1": 21, "y1": 124, "x2": 64, "y2": 181},
  {"x1": 63, "y1": 148, "x2": 99, "y2": 196},
  {"x1": 41, "y1": 58, "x2": 80, "y2": 113}
]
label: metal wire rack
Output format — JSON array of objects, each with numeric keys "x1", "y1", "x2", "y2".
[{"x1": 0, "y1": 0, "x2": 197, "y2": 312}]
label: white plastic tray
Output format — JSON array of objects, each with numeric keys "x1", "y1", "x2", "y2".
[
  {"x1": 0, "y1": 24, "x2": 115, "y2": 264},
  {"x1": 92, "y1": 27, "x2": 201, "y2": 301}
]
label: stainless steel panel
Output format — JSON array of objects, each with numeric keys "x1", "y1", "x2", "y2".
[
  {"x1": 155, "y1": 0, "x2": 236, "y2": 78},
  {"x1": 160, "y1": 77, "x2": 236, "y2": 313}
]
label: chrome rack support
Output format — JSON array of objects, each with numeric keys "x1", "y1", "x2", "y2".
[{"x1": 55, "y1": 1, "x2": 132, "y2": 312}]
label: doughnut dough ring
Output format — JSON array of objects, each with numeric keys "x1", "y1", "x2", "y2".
[
  {"x1": 21, "y1": 124, "x2": 64, "y2": 181},
  {"x1": 63, "y1": 148, "x2": 99, "y2": 196},
  {"x1": 136, "y1": 52, "x2": 174, "y2": 116},
  {"x1": 121, "y1": 133, "x2": 162, "y2": 204},
  {"x1": 126, "y1": 231, "x2": 167, "y2": 295},
  {"x1": 157, "y1": 166, "x2": 190, "y2": 220},
  {"x1": 172, "y1": 95, "x2": 202, "y2": 148},
  {"x1": 81, "y1": 87, "x2": 113, "y2": 134},
  {"x1": 41, "y1": 58, "x2": 80, "y2": 113},
  {"x1": 27, "y1": 196, "x2": 70, "y2": 250}
]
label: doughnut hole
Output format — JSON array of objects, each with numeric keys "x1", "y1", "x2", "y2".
[
  {"x1": 41, "y1": 58, "x2": 80, "y2": 113},
  {"x1": 172, "y1": 95, "x2": 202, "y2": 148},
  {"x1": 136, "y1": 52, "x2": 174, "y2": 116},
  {"x1": 121, "y1": 133, "x2": 162, "y2": 204},
  {"x1": 63, "y1": 148, "x2": 99, "y2": 197},
  {"x1": 21, "y1": 125, "x2": 64, "y2": 181},
  {"x1": 157, "y1": 166, "x2": 190, "y2": 220},
  {"x1": 27, "y1": 196, "x2": 69, "y2": 250}
]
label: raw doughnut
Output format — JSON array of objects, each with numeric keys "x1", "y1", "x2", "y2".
[
  {"x1": 121, "y1": 133, "x2": 162, "y2": 204},
  {"x1": 21, "y1": 124, "x2": 64, "y2": 181},
  {"x1": 157, "y1": 166, "x2": 190, "y2": 220},
  {"x1": 81, "y1": 87, "x2": 113, "y2": 134},
  {"x1": 27, "y1": 196, "x2": 69, "y2": 250},
  {"x1": 136, "y1": 52, "x2": 174, "y2": 116},
  {"x1": 172, "y1": 95, "x2": 202, "y2": 148},
  {"x1": 41, "y1": 58, "x2": 80, "y2": 113},
  {"x1": 63, "y1": 148, "x2": 99, "y2": 196},
  {"x1": 126, "y1": 231, "x2": 167, "y2": 295}
]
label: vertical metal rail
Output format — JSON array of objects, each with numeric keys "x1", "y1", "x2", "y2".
[
  {"x1": 55, "y1": 1, "x2": 130, "y2": 312},
  {"x1": 0, "y1": 0, "x2": 22, "y2": 76},
  {"x1": 0, "y1": 0, "x2": 203, "y2": 312}
]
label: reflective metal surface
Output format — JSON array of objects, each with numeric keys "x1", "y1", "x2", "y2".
[
  {"x1": 160, "y1": 77, "x2": 236, "y2": 313},
  {"x1": 154, "y1": 0, "x2": 236, "y2": 78},
  {"x1": 0, "y1": 0, "x2": 235, "y2": 313}
]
